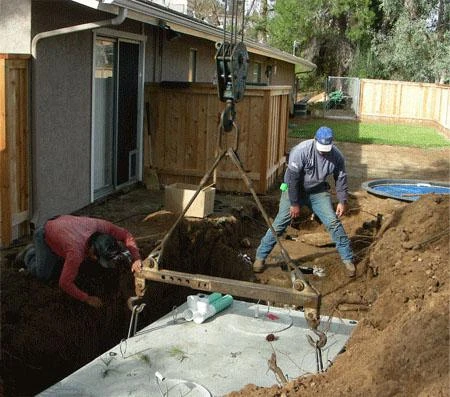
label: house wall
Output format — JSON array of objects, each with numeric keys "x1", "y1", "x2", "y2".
[
  {"x1": 144, "y1": 27, "x2": 221, "y2": 84},
  {"x1": 32, "y1": 29, "x2": 93, "y2": 226},
  {"x1": 270, "y1": 61, "x2": 295, "y2": 87},
  {"x1": 0, "y1": 0, "x2": 31, "y2": 54},
  {"x1": 28, "y1": 0, "x2": 297, "y2": 226},
  {"x1": 31, "y1": 1, "x2": 149, "y2": 226},
  {"x1": 159, "y1": 35, "x2": 217, "y2": 82},
  {"x1": 30, "y1": 2, "x2": 128, "y2": 226},
  {"x1": 144, "y1": 23, "x2": 296, "y2": 87}
]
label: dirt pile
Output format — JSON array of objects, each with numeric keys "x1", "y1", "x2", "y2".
[
  {"x1": 1, "y1": 187, "x2": 449, "y2": 397},
  {"x1": 228, "y1": 194, "x2": 449, "y2": 397}
]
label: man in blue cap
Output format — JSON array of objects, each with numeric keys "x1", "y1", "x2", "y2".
[{"x1": 253, "y1": 126, "x2": 356, "y2": 277}]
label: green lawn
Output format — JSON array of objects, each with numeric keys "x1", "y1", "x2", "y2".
[{"x1": 289, "y1": 119, "x2": 450, "y2": 148}]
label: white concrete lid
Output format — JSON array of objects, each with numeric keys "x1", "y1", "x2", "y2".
[{"x1": 38, "y1": 299, "x2": 357, "y2": 396}]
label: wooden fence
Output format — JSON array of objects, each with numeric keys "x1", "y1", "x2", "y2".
[
  {"x1": 144, "y1": 83, "x2": 290, "y2": 194},
  {"x1": 0, "y1": 55, "x2": 30, "y2": 248},
  {"x1": 359, "y1": 79, "x2": 450, "y2": 135}
]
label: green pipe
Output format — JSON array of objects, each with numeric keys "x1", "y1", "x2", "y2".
[
  {"x1": 210, "y1": 294, "x2": 233, "y2": 313},
  {"x1": 208, "y1": 292, "x2": 223, "y2": 303}
]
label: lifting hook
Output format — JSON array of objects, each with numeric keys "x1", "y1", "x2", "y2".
[{"x1": 307, "y1": 328, "x2": 327, "y2": 373}]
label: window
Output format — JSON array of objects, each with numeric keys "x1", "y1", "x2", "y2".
[
  {"x1": 188, "y1": 48, "x2": 197, "y2": 82},
  {"x1": 247, "y1": 61, "x2": 262, "y2": 84}
]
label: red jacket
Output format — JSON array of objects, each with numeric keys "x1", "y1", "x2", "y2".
[{"x1": 44, "y1": 215, "x2": 140, "y2": 302}]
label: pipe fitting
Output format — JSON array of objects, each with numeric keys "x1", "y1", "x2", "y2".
[{"x1": 184, "y1": 293, "x2": 233, "y2": 324}]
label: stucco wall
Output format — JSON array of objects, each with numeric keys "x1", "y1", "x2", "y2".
[
  {"x1": 145, "y1": 27, "x2": 217, "y2": 83},
  {"x1": 270, "y1": 60, "x2": 295, "y2": 87},
  {"x1": 0, "y1": 0, "x2": 31, "y2": 53},
  {"x1": 31, "y1": 1, "x2": 144, "y2": 225},
  {"x1": 31, "y1": 2, "x2": 100, "y2": 226},
  {"x1": 32, "y1": 30, "x2": 93, "y2": 226}
]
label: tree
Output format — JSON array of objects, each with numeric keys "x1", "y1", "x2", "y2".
[
  {"x1": 244, "y1": 0, "x2": 274, "y2": 43},
  {"x1": 188, "y1": 0, "x2": 224, "y2": 27},
  {"x1": 267, "y1": 0, "x2": 376, "y2": 78},
  {"x1": 372, "y1": 0, "x2": 450, "y2": 83}
]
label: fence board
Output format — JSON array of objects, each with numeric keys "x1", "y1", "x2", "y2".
[
  {"x1": 359, "y1": 79, "x2": 449, "y2": 135},
  {"x1": 0, "y1": 58, "x2": 9, "y2": 246},
  {"x1": 0, "y1": 55, "x2": 30, "y2": 247}
]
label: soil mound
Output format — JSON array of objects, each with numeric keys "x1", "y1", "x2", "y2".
[{"x1": 227, "y1": 194, "x2": 449, "y2": 397}]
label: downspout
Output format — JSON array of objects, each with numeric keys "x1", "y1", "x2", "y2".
[
  {"x1": 29, "y1": 6, "x2": 127, "y2": 226},
  {"x1": 31, "y1": 7, "x2": 128, "y2": 58}
]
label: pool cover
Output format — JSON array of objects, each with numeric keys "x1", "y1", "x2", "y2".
[{"x1": 362, "y1": 179, "x2": 450, "y2": 202}]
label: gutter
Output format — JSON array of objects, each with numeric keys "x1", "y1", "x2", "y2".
[{"x1": 31, "y1": 6, "x2": 128, "y2": 58}]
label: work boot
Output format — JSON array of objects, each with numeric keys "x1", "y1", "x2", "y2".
[
  {"x1": 14, "y1": 244, "x2": 34, "y2": 268},
  {"x1": 343, "y1": 260, "x2": 356, "y2": 278},
  {"x1": 252, "y1": 259, "x2": 266, "y2": 273}
]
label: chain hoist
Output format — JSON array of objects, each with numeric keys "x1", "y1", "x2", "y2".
[{"x1": 215, "y1": 0, "x2": 249, "y2": 132}]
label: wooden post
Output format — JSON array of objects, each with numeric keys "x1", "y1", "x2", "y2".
[
  {"x1": 0, "y1": 54, "x2": 30, "y2": 247},
  {"x1": 0, "y1": 57, "x2": 10, "y2": 246}
]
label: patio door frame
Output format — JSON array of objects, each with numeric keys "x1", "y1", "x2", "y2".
[{"x1": 90, "y1": 28, "x2": 146, "y2": 201}]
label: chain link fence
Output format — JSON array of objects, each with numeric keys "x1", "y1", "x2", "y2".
[{"x1": 324, "y1": 76, "x2": 360, "y2": 119}]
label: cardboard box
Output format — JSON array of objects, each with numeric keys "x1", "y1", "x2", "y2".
[{"x1": 165, "y1": 183, "x2": 215, "y2": 218}]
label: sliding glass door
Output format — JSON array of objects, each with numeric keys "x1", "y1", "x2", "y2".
[{"x1": 92, "y1": 36, "x2": 142, "y2": 199}]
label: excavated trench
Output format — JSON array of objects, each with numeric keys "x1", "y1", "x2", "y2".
[
  {"x1": 2, "y1": 192, "x2": 378, "y2": 396},
  {"x1": 2, "y1": 199, "x2": 285, "y2": 395},
  {"x1": 3, "y1": 156, "x2": 449, "y2": 396},
  {"x1": 134, "y1": 208, "x2": 271, "y2": 328}
]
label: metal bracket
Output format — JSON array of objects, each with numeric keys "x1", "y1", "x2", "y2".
[{"x1": 134, "y1": 258, "x2": 320, "y2": 329}]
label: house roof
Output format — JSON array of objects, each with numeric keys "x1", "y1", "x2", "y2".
[{"x1": 73, "y1": 0, "x2": 317, "y2": 71}]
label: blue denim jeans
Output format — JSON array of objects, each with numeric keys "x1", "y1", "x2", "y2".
[
  {"x1": 255, "y1": 190, "x2": 353, "y2": 262},
  {"x1": 24, "y1": 225, "x2": 62, "y2": 280}
]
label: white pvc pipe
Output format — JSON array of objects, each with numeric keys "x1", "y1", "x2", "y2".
[
  {"x1": 193, "y1": 295, "x2": 234, "y2": 324},
  {"x1": 31, "y1": 7, "x2": 128, "y2": 58},
  {"x1": 184, "y1": 293, "x2": 229, "y2": 323}
]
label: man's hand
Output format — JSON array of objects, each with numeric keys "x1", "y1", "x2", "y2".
[
  {"x1": 85, "y1": 296, "x2": 103, "y2": 308},
  {"x1": 289, "y1": 205, "x2": 300, "y2": 219},
  {"x1": 336, "y1": 202, "x2": 347, "y2": 218},
  {"x1": 131, "y1": 259, "x2": 143, "y2": 273}
]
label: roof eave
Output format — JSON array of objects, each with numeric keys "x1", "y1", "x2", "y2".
[{"x1": 74, "y1": 0, "x2": 316, "y2": 70}]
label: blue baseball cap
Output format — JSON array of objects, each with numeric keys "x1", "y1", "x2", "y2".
[{"x1": 315, "y1": 126, "x2": 334, "y2": 152}]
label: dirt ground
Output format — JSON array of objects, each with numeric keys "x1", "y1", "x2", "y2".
[{"x1": 1, "y1": 146, "x2": 449, "y2": 396}]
